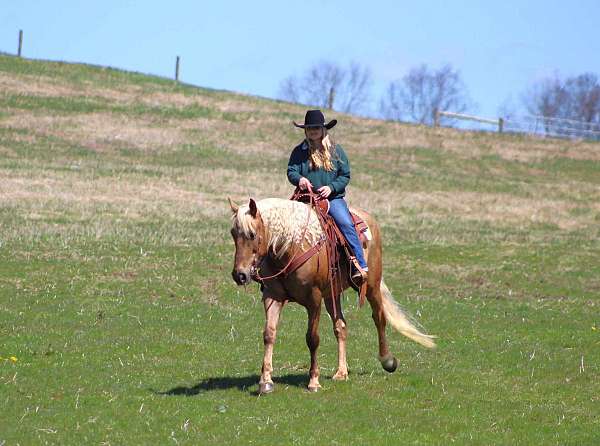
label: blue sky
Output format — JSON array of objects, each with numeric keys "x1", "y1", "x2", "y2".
[{"x1": 2, "y1": 1, "x2": 600, "y2": 119}]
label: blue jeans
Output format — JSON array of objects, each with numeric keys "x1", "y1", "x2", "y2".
[{"x1": 328, "y1": 198, "x2": 368, "y2": 269}]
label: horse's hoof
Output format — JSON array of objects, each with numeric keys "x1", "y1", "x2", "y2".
[
  {"x1": 307, "y1": 385, "x2": 320, "y2": 393},
  {"x1": 381, "y1": 356, "x2": 398, "y2": 373},
  {"x1": 332, "y1": 371, "x2": 348, "y2": 381},
  {"x1": 259, "y1": 382, "x2": 274, "y2": 394}
]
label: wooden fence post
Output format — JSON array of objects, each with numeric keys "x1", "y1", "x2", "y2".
[
  {"x1": 175, "y1": 56, "x2": 180, "y2": 82},
  {"x1": 498, "y1": 118, "x2": 504, "y2": 133},
  {"x1": 327, "y1": 87, "x2": 335, "y2": 109},
  {"x1": 18, "y1": 30, "x2": 23, "y2": 57},
  {"x1": 433, "y1": 108, "x2": 440, "y2": 127}
]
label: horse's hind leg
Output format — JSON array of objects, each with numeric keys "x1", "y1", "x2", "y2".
[
  {"x1": 324, "y1": 295, "x2": 348, "y2": 380},
  {"x1": 259, "y1": 296, "x2": 284, "y2": 394},
  {"x1": 366, "y1": 279, "x2": 398, "y2": 373},
  {"x1": 305, "y1": 300, "x2": 322, "y2": 392}
]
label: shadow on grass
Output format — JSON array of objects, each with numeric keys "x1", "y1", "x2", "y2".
[{"x1": 156, "y1": 373, "x2": 308, "y2": 396}]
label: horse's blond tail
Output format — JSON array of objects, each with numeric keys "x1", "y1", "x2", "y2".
[{"x1": 380, "y1": 280, "x2": 436, "y2": 349}]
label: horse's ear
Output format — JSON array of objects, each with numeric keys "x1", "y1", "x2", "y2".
[
  {"x1": 228, "y1": 197, "x2": 239, "y2": 214},
  {"x1": 249, "y1": 198, "x2": 258, "y2": 218}
]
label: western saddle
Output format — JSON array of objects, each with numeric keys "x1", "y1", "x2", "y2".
[{"x1": 288, "y1": 189, "x2": 369, "y2": 315}]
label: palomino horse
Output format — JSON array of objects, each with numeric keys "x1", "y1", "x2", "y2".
[{"x1": 229, "y1": 197, "x2": 435, "y2": 393}]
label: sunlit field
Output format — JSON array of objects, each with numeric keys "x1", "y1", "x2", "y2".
[{"x1": 1, "y1": 54, "x2": 599, "y2": 445}]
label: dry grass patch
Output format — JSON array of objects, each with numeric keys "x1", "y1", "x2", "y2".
[
  {"x1": 3, "y1": 69, "x2": 600, "y2": 164},
  {"x1": 0, "y1": 145, "x2": 18, "y2": 157},
  {"x1": 175, "y1": 114, "x2": 298, "y2": 157},
  {"x1": 2, "y1": 111, "x2": 191, "y2": 152},
  {"x1": 2, "y1": 110, "x2": 297, "y2": 158},
  {"x1": 70, "y1": 113, "x2": 187, "y2": 152},
  {"x1": 339, "y1": 115, "x2": 600, "y2": 162},
  {"x1": 0, "y1": 72, "x2": 148, "y2": 104},
  {"x1": 0, "y1": 161, "x2": 293, "y2": 228},
  {"x1": 0, "y1": 168, "x2": 203, "y2": 219},
  {"x1": 341, "y1": 119, "x2": 449, "y2": 155},
  {"x1": 1, "y1": 71, "x2": 296, "y2": 117},
  {"x1": 178, "y1": 166, "x2": 289, "y2": 205},
  {"x1": 0, "y1": 72, "x2": 84, "y2": 98},
  {"x1": 348, "y1": 188, "x2": 596, "y2": 230},
  {"x1": 139, "y1": 90, "x2": 214, "y2": 109},
  {"x1": 483, "y1": 137, "x2": 600, "y2": 162}
]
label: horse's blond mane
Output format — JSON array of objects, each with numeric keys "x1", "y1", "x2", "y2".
[{"x1": 233, "y1": 198, "x2": 323, "y2": 258}]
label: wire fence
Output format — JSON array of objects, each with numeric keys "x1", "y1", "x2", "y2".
[
  {"x1": 436, "y1": 110, "x2": 600, "y2": 142},
  {"x1": 502, "y1": 115, "x2": 600, "y2": 141}
]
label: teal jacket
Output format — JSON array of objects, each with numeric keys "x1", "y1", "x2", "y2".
[{"x1": 287, "y1": 141, "x2": 351, "y2": 199}]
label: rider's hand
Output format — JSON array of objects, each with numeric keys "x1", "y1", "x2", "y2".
[
  {"x1": 299, "y1": 177, "x2": 313, "y2": 192},
  {"x1": 317, "y1": 186, "x2": 332, "y2": 199}
]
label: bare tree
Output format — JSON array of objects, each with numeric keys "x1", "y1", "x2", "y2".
[
  {"x1": 380, "y1": 82, "x2": 403, "y2": 121},
  {"x1": 523, "y1": 73, "x2": 600, "y2": 122},
  {"x1": 303, "y1": 61, "x2": 345, "y2": 109},
  {"x1": 521, "y1": 73, "x2": 600, "y2": 137},
  {"x1": 278, "y1": 61, "x2": 372, "y2": 114},
  {"x1": 522, "y1": 75, "x2": 568, "y2": 118},
  {"x1": 380, "y1": 64, "x2": 470, "y2": 125},
  {"x1": 338, "y1": 62, "x2": 371, "y2": 113},
  {"x1": 522, "y1": 76, "x2": 567, "y2": 134},
  {"x1": 279, "y1": 75, "x2": 301, "y2": 104},
  {"x1": 564, "y1": 73, "x2": 600, "y2": 124}
]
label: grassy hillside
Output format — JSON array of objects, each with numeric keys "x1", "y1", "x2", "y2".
[{"x1": 1, "y1": 54, "x2": 599, "y2": 445}]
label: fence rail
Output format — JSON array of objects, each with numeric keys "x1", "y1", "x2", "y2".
[
  {"x1": 436, "y1": 110, "x2": 497, "y2": 126},
  {"x1": 434, "y1": 109, "x2": 600, "y2": 141}
]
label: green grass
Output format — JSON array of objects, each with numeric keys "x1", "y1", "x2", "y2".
[
  {"x1": 0, "y1": 92, "x2": 245, "y2": 122},
  {"x1": 357, "y1": 146, "x2": 600, "y2": 198},
  {"x1": 1, "y1": 54, "x2": 600, "y2": 445},
  {"x1": 2, "y1": 236, "x2": 598, "y2": 444},
  {"x1": 0, "y1": 54, "x2": 210, "y2": 93}
]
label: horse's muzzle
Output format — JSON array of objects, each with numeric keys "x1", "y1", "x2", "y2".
[{"x1": 232, "y1": 269, "x2": 251, "y2": 286}]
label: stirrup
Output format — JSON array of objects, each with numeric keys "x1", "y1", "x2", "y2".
[
  {"x1": 349, "y1": 256, "x2": 367, "y2": 282},
  {"x1": 348, "y1": 256, "x2": 368, "y2": 307},
  {"x1": 351, "y1": 267, "x2": 367, "y2": 282}
]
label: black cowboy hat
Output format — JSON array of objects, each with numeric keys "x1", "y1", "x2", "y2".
[{"x1": 293, "y1": 109, "x2": 337, "y2": 130}]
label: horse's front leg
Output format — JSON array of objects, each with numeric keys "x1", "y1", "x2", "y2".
[
  {"x1": 259, "y1": 296, "x2": 284, "y2": 394},
  {"x1": 306, "y1": 300, "x2": 322, "y2": 392},
  {"x1": 324, "y1": 295, "x2": 348, "y2": 381}
]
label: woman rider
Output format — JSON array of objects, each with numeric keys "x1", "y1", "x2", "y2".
[{"x1": 287, "y1": 109, "x2": 368, "y2": 282}]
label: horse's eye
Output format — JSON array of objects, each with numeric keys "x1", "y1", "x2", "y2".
[{"x1": 249, "y1": 232, "x2": 256, "y2": 240}]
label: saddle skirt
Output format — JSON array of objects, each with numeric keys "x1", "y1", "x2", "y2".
[{"x1": 350, "y1": 212, "x2": 372, "y2": 245}]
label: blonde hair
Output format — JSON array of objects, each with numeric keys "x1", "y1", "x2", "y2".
[{"x1": 305, "y1": 128, "x2": 337, "y2": 171}]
